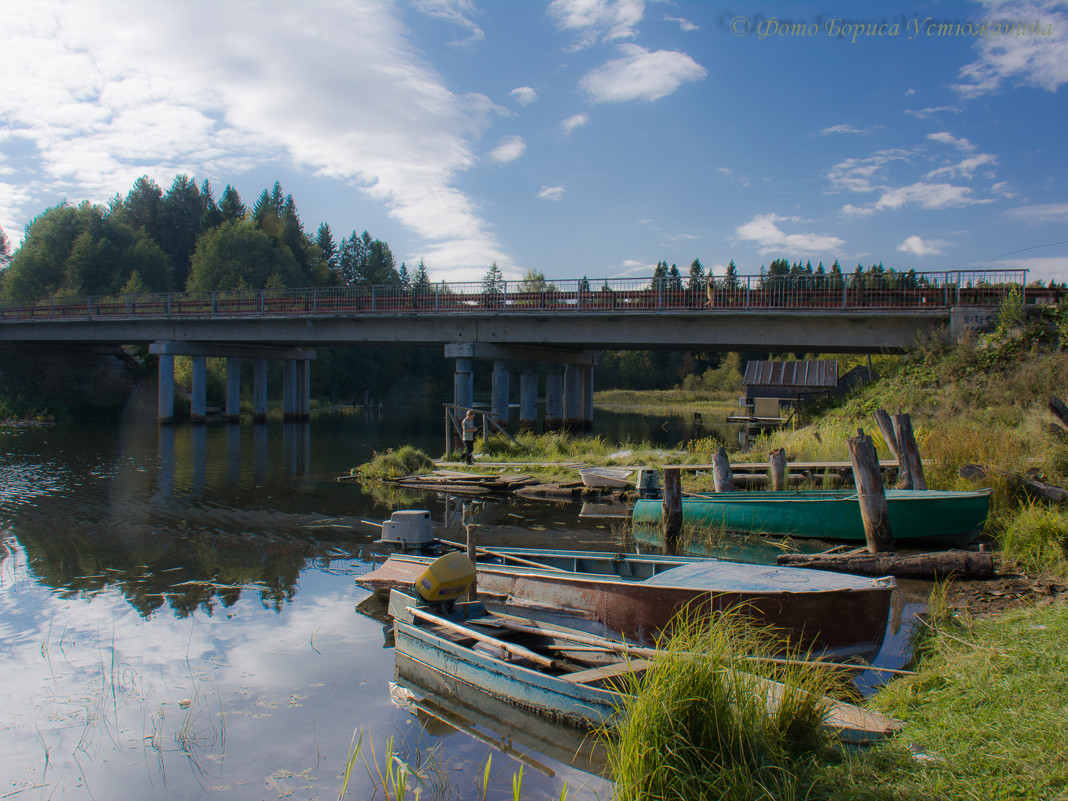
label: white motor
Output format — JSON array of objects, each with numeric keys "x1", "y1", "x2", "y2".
[{"x1": 377, "y1": 510, "x2": 434, "y2": 550}]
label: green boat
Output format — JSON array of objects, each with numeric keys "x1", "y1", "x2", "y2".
[{"x1": 631, "y1": 489, "x2": 991, "y2": 545}]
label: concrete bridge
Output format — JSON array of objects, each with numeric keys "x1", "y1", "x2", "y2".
[{"x1": 0, "y1": 270, "x2": 1031, "y2": 425}]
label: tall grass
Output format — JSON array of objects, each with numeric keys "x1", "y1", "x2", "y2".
[
  {"x1": 608, "y1": 609, "x2": 838, "y2": 801},
  {"x1": 358, "y1": 445, "x2": 436, "y2": 479}
]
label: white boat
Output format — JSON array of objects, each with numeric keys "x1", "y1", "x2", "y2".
[{"x1": 579, "y1": 467, "x2": 634, "y2": 488}]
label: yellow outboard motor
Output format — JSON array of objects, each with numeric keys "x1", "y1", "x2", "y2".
[{"x1": 414, "y1": 552, "x2": 476, "y2": 604}]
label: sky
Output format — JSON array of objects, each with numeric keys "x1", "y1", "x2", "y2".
[{"x1": 1, "y1": 0, "x2": 1067, "y2": 285}]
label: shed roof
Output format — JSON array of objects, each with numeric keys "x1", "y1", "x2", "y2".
[{"x1": 743, "y1": 360, "x2": 838, "y2": 388}]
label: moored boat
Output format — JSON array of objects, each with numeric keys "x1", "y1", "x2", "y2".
[
  {"x1": 579, "y1": 467, "x2": 634, "y2": 488},
  {"x1": 359, "y1": 547, "x2": 895, "y2": 659},
  {"x1": 389, "y1": 588, "x2": 903, "y2": 744},
  {"x1": 631, "y1": 488, "x2": 991, "y2": 545}
]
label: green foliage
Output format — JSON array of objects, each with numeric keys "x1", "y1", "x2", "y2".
[
  {"x1": 359, "y1": 446, "x2": 436, "y2": 479},
  {"x1": 999, "y1": 503, "x2": 1068, "y2": 574},
  {"x1": 186, "y1": 220, "x2": 301, "y2": 291},
  {"x1": 608, "y1": 609, "x2": 836, "y2": 801}
]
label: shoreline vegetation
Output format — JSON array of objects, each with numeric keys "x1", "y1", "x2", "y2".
[{"x1": 354, "y1": 297, "x2": 1068, "y2": 799}]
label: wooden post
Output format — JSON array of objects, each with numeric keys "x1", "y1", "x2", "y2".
[
  {"x1": 893, "y1": 413, "x2": 926, "y2": 490},
  {"x1": 1049, "y1": 396, "x2": 1068, "y2": 430},
  {"x1": 769, "y1": 448, "x2": 787, "y2": 491},
  {"x1": 847, "y1": 428, "x2": 895, "y2": 553},
  {"x1": 662, "y1": 467, "x2": 683, "y2": 548},
  {"x1": 464, "y1": 504, "x2": 478, "y2": 601},
  {"x1": 712, "y1": 447, "x2": 734, "y2": 493},
  {"x1": 874, "y1": 408, "x2": 909, "y2": 488},
  {"x1": 445, "y1": 407, "x2": 453, "y2": 457}
]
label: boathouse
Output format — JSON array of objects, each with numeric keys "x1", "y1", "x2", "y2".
[{"x1": 742, "y1": 360, "x2": 839, "y2": 410}]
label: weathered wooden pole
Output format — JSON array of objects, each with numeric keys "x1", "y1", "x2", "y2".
[
  {"x1": 893, "y1": 413, "x2": 926, "y2": 490},
  {"x1": 464, "y1": 505, "x2": 478, "y2": 601},
  {"x1": 769, "y1": 448, "x2": 787, "y2": 491},
  {"x1": 847, "y1": 428, "x2": 895, "y2": 553},
  {"x1": 662, "y1": 467, "x2": 683, "y2": 548},
  {"x1": 712, "y1": 447, "x2": 734, "y2": 493},
  {"x1": 874, "y1": 408, "x2": 910, "y2": 488}
]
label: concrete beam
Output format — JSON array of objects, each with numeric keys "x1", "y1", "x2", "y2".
[
  {"x1": 444, "y1": 342, "x2": 597, "y2": 365},
  {"x1": 149, "y1": 341, "x2": 315, "y2": 360}
]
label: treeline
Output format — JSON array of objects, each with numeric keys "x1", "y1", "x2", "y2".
[
  {"x1": 0, "y1": 175, "x2": 426, "y2": 299},
  {"x1": 0, "y1": 175, "x2": 450, "y2": 407}
]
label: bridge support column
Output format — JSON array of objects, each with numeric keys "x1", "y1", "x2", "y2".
[
  {"x1": 297, "y1": 359, "x2": 311, "y2": 420},
  {"x1": 253, "y1": 358, "x2": 268, "y2": 422},
  {"x1": 544, "y1": 365, "x2": 563, "y2": 430},
  {"x1": 283, "y1": 359, "x2": 297, "y2": 420},
  {"x1": 518, "y1": 363, "x2": 538, "y2": 430},
  {"x1": 581, "y1": 364, "x2": 594, "y2": 426},
  {"x1": 225, "y1": 357, "x2": 242, "y2": 422},
  {"x1": 157, "y1": 354, "x2": 175, "y2": 424},
  {"x1": 563, "y1": 364, "x2": 582, "y2": 428},
  {"x1": 191, "y1": 355, "x2": 207, "y2": 423},
  {"x1": 453, "y1": 357, "x2": 474, "y2": 409},
  {"x1": 491, "y1": 361, "x2": 509, "y2": 428}
]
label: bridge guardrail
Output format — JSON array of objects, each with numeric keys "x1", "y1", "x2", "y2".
[{"x1": 0, "y1": 269, "x2": 1036, "y2": 322}]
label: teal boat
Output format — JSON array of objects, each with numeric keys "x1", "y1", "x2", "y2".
[{"x1": 631, "y1": 489, "x2": 991, "y2": 545}]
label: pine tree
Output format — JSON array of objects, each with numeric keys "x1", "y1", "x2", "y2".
[
  {"x1": 220, "y1": 185, "x2": 245, "y2": 222},
  {"x1": 398, "y1": 262, "x2": 410, "y2": 287},
  {"x1": 413, "y1": 258, "x2": 430, "y2": 287},
  {"x1": 315, "y1": 222, "x2": 337, "y2": 269},
  {"x1": 688, "y1": 257, "x2": 705, "y2": 290},
  {"x1": 200, "y1": 180, "x2": 223, "y2": 230},
  {"x1": 725, "y1": 259, "x2": 739, "y2": 287}
]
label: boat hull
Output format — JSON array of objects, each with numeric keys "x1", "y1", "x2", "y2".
[
  {"x1": 631, "y1": 489, "x2": 991, "y2": 545},
  {"x1": 359, "y1": 549, "x2": 894, "y2": 659}
]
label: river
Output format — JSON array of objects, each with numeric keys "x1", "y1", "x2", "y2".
[{"x1": 0, "y1": 404, "x2": 917, "y2": 800}]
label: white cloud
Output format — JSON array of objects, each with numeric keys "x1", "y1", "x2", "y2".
[
  {"x1": 826, "y1": 149, "x2": 913, "y2": 194},
  {"x1": 561, "y1": 113, "x2": 589, "y2": 134},
  {"x1": 537, "y1": 185, "x2": 566, "y2": 201},
  {"x1": 411, "y1": 0, "x2": 484, "y2": 44},
  {"x1": 897, "y1": 235, "x2": 948, "y2": 257},
  {"x1": 1005, "y1": 203, "x2": 1068, "y2": 224},
  {"x1": 875, "y1": 182, "x2": 991, "y2": 211},
  {"x1": 903, "y1": 105, "x2": 961, "y2": 118},
  {"x1": 819, "y1": 123, "x2": 870, "y2": 135},
  {"x1": 924, "y1": 153, "x2": 998, "y2": 180},
  {"x1": 489, "y1": 136, "x2": 526, "y2": 164},
  {"x1": 548, "y1": 0, "x2": 644, "y2": 47},
  {"x1": 927, "y1": 132, "x2": 975, "y2": 151},
  {"x1": 580, "y1": 44, "x2": 706, "y2": 103},
  {"x1": 734, "y1": 213, "x2": 845, "y2": 256},
  {"x1": 665, "y1": 16, "x2": 698, "y2": 32},
  {"x1": 954, "y1": 1, "x2": 1068, "y2": 96},
  {"x1": 0, "y1": 1, "x2": 512, "y2": 276},
  {"x1": 840, "y1": 203, "x2": 876, "y2": 218},
  {"x1": 1012, "y1": 256, "x2": 1068, "y2": 283},
  {"x1": 509, "y1": 86, "x2": 538, "y2": 105}
]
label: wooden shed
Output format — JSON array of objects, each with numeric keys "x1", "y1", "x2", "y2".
[{"x1": 743, "y1": 360, "x2": 839, "y2": 405}]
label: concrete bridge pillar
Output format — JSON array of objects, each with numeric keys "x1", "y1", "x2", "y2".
[
  {"x1": 453, "y1": 357, "x2": 474, "y2": 409},
  {"x1": 563, "y1": 364, "x2": 582, "y2": 428},
  {"x1": 519, "y1": 363, "x2": 538, "y2": 430},
  {"x1": 283, "y1": 359, "x2": 298, "y2": 420},
  {"x1": 191, "y1": 355, "x2": 207, "y2": 423},
  {"x1": 225, "y1": 357, "x2": 242, "y2": 422},
  {"x1": 491, "y1": 360, "x2": 510, "y2": 428},
  {"x1": 253, "y1": 358, "x2": 268, "y2": 422},
  {"x1": 581, "y1": 364, "x2": 594, "y2": 426},
  {"x1": 158, "y1": 354, "x2": 175, "y2": 423},
  {"x1": 544, "y1": 365, "x2": 563, "y2": 430}
]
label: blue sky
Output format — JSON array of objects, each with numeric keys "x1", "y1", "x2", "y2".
[{"x1": 1, "y1": 0, "x2": 1066, "y2": 284}]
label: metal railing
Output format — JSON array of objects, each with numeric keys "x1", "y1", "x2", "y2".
[{"x1": 0, "y1": 269, "x2": 1036, "y2": 322}]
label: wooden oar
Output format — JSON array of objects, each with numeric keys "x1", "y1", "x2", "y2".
[
  {"x1": 436, "y1": 538, "x2": 568, "y2": 572},
  {"x1": 406, "y1": 606, "x2": 579, "y2": 672}
]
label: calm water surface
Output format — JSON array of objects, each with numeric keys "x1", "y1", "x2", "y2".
[{"x1": 0, "y1": 403, "x2": 917, "y2": 800}]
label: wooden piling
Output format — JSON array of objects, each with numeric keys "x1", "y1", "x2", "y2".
[
  {"x1": 893, "y1": 413, "x2": 926, "y2": 491},
  {"x1": 465, "y1": 512, "x2": 478, "y2": 601},
  {"x1": 662, "y1": 467, "x2": 683, "y2": 548},
  {"x1": 712, "y1": 447, "x2": 734, "y2": 493},
  {"x1": 769, "y1": 448, "x2": 787, "y2": 491},
  {"x1": 847, "y1": 428, "x2": 895, "y2": 554}
]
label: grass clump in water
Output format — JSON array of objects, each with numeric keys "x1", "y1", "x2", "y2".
[
  {"x1": 607, "y1": 608, "x2": 838, "y2": 801},
  {"x1": 357, "y1": 445, "x2": 435, "y2": 479}
]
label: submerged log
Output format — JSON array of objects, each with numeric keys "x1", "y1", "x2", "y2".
[{"x1": 776, "y1": 549, "x2": 995, "y2": 579}]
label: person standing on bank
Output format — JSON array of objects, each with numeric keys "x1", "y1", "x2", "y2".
[{"x1": 462, "y1": 409, "x2": 477, "y2": 465}]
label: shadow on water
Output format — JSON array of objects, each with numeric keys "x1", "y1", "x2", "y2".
[{"x1": 0, "y1": 403, "x2": 921, "y2": 799}]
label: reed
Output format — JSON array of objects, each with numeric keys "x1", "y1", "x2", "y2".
[
  {"x1": 358, "y1": 446, "x2": 436, "y2": 479},
  {"x1": 607, "y1": 608, "x2": 838, "y2": 801}
]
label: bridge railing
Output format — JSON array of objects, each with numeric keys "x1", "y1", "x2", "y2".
[{"x1": 0, "y1": 269, "x2": 1034, "y2": 322}]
